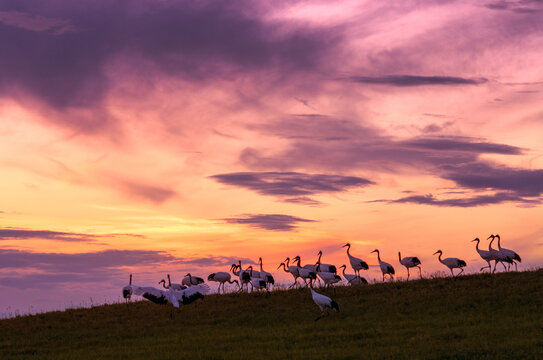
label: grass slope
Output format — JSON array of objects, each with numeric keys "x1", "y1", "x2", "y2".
[{"x1": 1, "y1": 270, "x2": 543, "y2": 359}]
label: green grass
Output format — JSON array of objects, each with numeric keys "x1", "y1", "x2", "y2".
[{"x1": 1, "y1": 270, "x2": 543, "y2": 359}]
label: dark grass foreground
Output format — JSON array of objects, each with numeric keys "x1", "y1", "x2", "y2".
[{"x1": 1, "y1": 270, "x2": 542, "y2": 359}]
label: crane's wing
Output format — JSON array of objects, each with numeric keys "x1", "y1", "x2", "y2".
[
  {"x1": 132, "y1": 286, "x2": 164, "y2": 298},
  {"x1": 180, "y1": 283, "x2": 210, "y2": 297}
]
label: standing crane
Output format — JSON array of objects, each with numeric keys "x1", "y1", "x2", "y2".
[
  {"x1": 258, "y1": 257, "x2": 275, "y2": 290},
  {"x1": 342, "y1": 243, "x2": 369, "y2": 277},
  {"x1": 433, "y1": 250, "x2": 466, "y2": 277},
  {"x1": 293, "y1": 256, "x2": 317, "y2": 287},
  {"x1": 471, "y1": 238, "x2": 493, "y2": 272},
  {"x1": 159, "y1": 274, "x2": 187, "y2": 291},
  {"x1": 487, "y1": 235, "x2": 510, "y2": 272},
  {"x1": 316, "y1": 250, "x2": 337, "y2": 273},
  {"x1": 398, "y1": 252, "x2": 421, "y2": 280},
  {"x1": 207, "y1": 272, "x2": 239, "y2": 294},
  {"x1": 232, "y1": 262, "x2": 251, "y2": 292},
  {"x1": 122, "y1": 274, "x2": 133, "y2": 303},
  {"x1": 371, "y1": 249, "x2": 395, "y2": 281},
  {"x1": 182, "y1": 273, "x2": 205, "y2": 286},
  {"x1": 338, "y1": 264, "x2": 368, "y2": 285},
  {"x1": 278, "y1": 259, "x2": 300, "y2": 289},
  {"x1": 495, "y1": 234, "x2": 521, "y2": 271},
  {"x1": 247, "y1": 266, "x2": 269, "y2": 293}
]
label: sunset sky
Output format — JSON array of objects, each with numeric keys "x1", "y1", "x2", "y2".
[{"x1": 1, "y1": 0, "x2": 543, "y2": 315}]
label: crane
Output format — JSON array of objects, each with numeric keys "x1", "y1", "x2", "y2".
[
  {"x1": 293, "y1": 256, "x2": 317, "y2": 287},
  {"x1": 471, "y1": 238, "x2": 493, "y2": 272},
  {"x1": 182, "y1": 273, "x2": 205, "y2": 286},
  {"x1": 159, "y1": 274, "x2": 187, "y2": 291},
  {"x1": 342, "y1": 243, "x2": 369, "y2": 276},
  {"x1": 122, "y1": 274, "x2": 133, "y2": 303},
  {"x1": 371, "y1": 249, "x2": 395, "y2": 281},
  {"x1": 278, "y1": 259, "x2": 300, "y2": 289},
  {"x1": 258, "y1": 257, "x2": 275, "y2": 290},
  {"x1": 495, "y1": 234, "x2": 521, "y2": 271},
  {"x1": 207, "y1": 271, "x2": 239, "y2": 294},
  {"x1": 433, "y1": 250, "x2": 466, "y2": 277},
  {"x1": 398, "y1": 252, "x2": 421, "y2": 280},
  {"x1": 338, "y1": 264, "x2": 368, "y2": 285},
  {"x1": 310, "y1": 286, "x2": 339, "y2": 321}
]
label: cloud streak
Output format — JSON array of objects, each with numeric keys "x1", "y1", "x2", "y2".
[
  {"x1": 210, "y1": 171, "x2": 374, "y2": 203},
  {"x1": 222, "y1": 214, "x2": 316, "y2": 231},
  {"x1": 348, "y1": 75, "x2": 488, "y2": 87},
  {"x1": 0, "y1": 228, "x2": 143, "y2": 242}
]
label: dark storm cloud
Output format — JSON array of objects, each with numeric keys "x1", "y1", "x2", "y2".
[
  {"x1": 0, "y1": 228, "x2": 142, "y2": 242},
  {"x1": 222, "y1": 214, "x2": 316, "y2": 231},
  {"x1": 0, "y1": 0, "x2": 339, "y2": 130},
  {"x1": 348, "y1": 75, "x2": 488, "y2": 86},
  {"x1": 210, "y1": 171, "x2": 374, "y2": 203},
  {"x1": 375, "y1": 192, "x2": 540, "y2": 207}
]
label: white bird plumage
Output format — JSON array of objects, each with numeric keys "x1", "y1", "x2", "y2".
[
  {"x1": 495, "y1": 234, "x2": 521, "y2": 271},
  {"x1": 339, "y1": 264, "x2": 368, "y2": 285},
  {"x1": 398, "y1": 252, "x2": 421, "y2": 280},
  {"x1": 207, "y1": 271, "x2": 239, "y2": 293},
  {"x1": 310, "y1": 287, "x2": 339, "y2": 321},
  {"x1": 371, "y1": 249, "x2": 395, "y2": 281},
  {"x1": 433, "y1": 250, "x2": 466, "y2": 277},
  {"x1": 342, "y1": 243, "x2": 369, "y2": 277}
]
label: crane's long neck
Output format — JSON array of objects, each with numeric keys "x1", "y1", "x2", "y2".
[
  {"x1": 259, "y1": 259, "x2": 264, "y2": 273},
  {"x1": 346, "y1": 245, "x2": 351, "y2": 256},
  {"x1": 317, "y1": 252, "x2": 322, "y2": 263},
  {"x1": 496, "y1": 235, "x2": 502, "y2": 250},
  {"x1": 129, "y1": 274, "x2": 132, "y2": 285},
  {"x1": 285, "y1": 258, "x2": 290, "y2": 267},
  {"x1": 295, "y1": 257, "x2": 301, "y2": 267},
  {"x1": 437, "y1": 252, "x2": 443, "y2": 263},
  {"x1": 489, "y1": 237, "x2": 495, "y2": 252},
  {"x1": 398, "y1": 252, "x2": 402, "y2": 262},
  {"x1": 341, "y1": 266, "x2": 346, "y2": 276},
  {"x1": 474, "y1": 239, "x2": 480, "y2": 252},
  {"x1": 167, "y1": 275, "x2": 172, "y2": 288},
  {"x1": 279, "y1": 263, "x2": 288, "y2": 273}
]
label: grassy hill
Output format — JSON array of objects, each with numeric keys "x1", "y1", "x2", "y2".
[{"x1": 1, "y1": 270, "x2": 542, "y2": 359}]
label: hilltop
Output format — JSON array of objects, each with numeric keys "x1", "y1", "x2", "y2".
[{"x1": 1, "y1": 270, "x2": 542, "y2": 359}]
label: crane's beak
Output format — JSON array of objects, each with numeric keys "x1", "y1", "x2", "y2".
[
  {"x1": 487, "y1": 235, "x2": 494, "y2": 240},
  {"x1": 371, "y1": 249, "x2": 377, "y2": 253},
  {"x1": 277, "y1": 263, "x2": 283, "y2": 269},
  {"x1": 433, "y1": 251, "x2": 439, "y2": 255},
  {"x1": 471, "y1": 238, "x2": 478, "y2": 242},
  {"x1": 342, "y1": 243, "x2": 349, "y2": 248}
]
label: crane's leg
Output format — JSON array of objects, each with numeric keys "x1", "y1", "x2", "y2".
[
  {"x1": 514, "y1": 261, "x2": 518, "y2": 271},
  {"x1": 382, "y1": 274, "x2": 385, "y2": 282},
  {"x1": 406, "y1": 267, "x2": 410, "y2": 281},
  {"x1": 458, "y1": 268, "x2": 464, "y2": 276},
  {"x1": 450, "y1": 268, "x2": 455, "y2": 278},
  {"x1": 418, "y1": 266, "x2": 422, "y2": 279}
]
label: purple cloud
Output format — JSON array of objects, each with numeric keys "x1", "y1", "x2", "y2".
[
  {"x1": 375, "y1": 192, "x2": 540, "y2": 207},
  {"x1": 0, "y1": 249, "x2": 254, "y2": 289},
  {"x1": 442, "y1": 163, "x2": 543, "y2": 197},
  {"x1": 222, "y1": 214, "x2": 316, "y2": 231},
  {"x1": 0, "y1": 228, "x2": 142, "y2": 242},
  {"x1": 210, "y1": 171, "x2": 373, "y2": 203},
  {"x1": 115, "y1": 179, "x2": 177, "y2": 204},
  {"x1": 348, "y1": 75, "x2": 488, "y2": 86},
  {"x1": 0, "y1": 1, "x2": 340, "y2": 132},
  {"x1": 401, "y1": 137, "x2": 524, "y2": 155}
]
